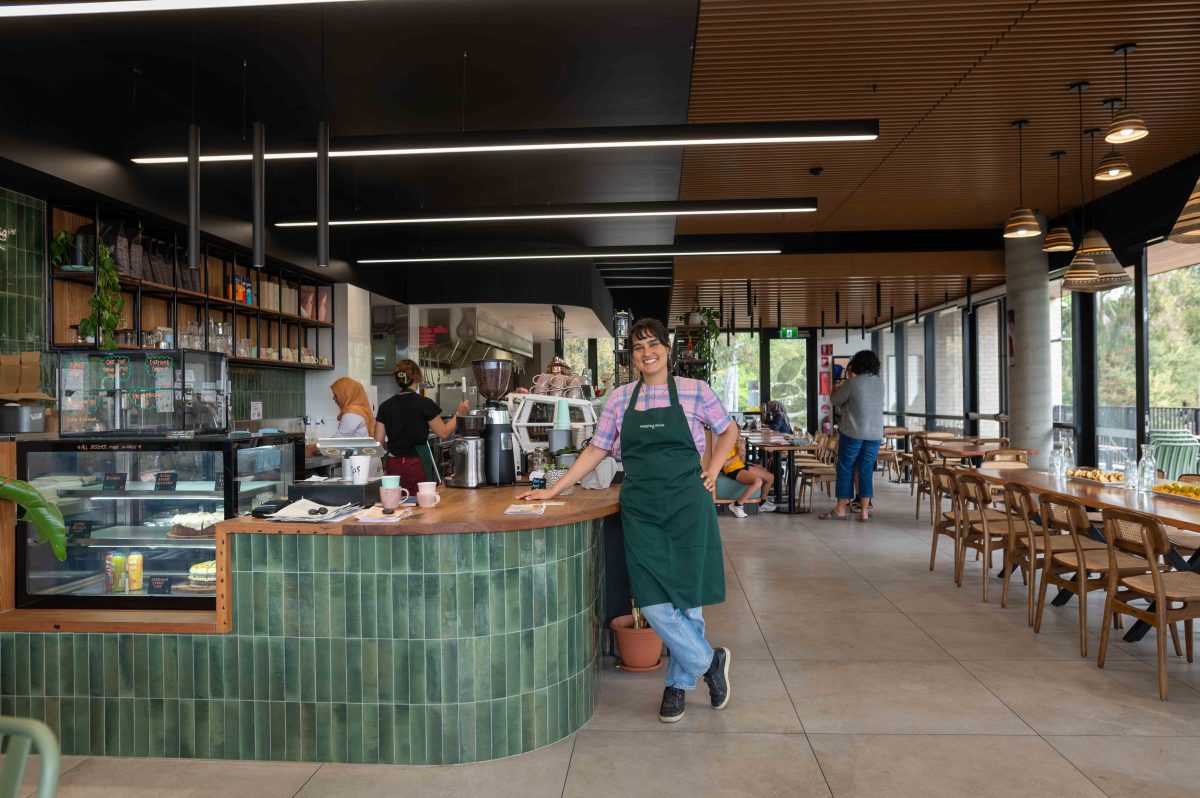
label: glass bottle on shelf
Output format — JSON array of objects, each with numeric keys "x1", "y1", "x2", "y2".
[{"x1": 1137, "y1": 443, "x2": 1157, "y2": 492}]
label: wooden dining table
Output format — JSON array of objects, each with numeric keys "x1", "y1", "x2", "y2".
[
  {"x1": 740, "y1": 432, "x2": 820, "y2": 513},
  {"x1": 975, "y1": 467, "x2": 1200, "y2": 641}
]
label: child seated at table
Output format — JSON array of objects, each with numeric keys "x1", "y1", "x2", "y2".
[{"x1": 722, "y1": 439, "x2": 778, "y2": 517}]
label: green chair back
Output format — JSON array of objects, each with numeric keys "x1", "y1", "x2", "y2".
[{"x1": 0, "y1": 717, "x2": 59, "y2": 798}]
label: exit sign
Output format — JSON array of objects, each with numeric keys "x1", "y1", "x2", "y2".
[{"x1": 779, "y1": 327, "x2": 801, "y2": 339}]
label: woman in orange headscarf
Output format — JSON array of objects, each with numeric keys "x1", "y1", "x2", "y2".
[{"x1": 330, "y1": 377, "x2": 376, "y2": 438}]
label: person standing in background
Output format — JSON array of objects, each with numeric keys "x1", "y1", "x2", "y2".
[
  {"x1": 821, "y1": 350, "x2": 885, "y2": 521},
  {"x1": 374, "y1": 360, "x2": 469, "y2": 494},
  {"x1": 330, "y1": 377, "x2": 375, "y2": 438}
]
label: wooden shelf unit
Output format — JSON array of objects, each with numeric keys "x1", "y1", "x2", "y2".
[{"x1": 47, "y1": 201, "x2": 336, "y2": 369}]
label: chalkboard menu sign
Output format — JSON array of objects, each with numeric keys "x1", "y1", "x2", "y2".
[
  {"x1": 102, "y1": 472, "x2": 127, "y2": 491},
  {"x1": 147, "y1": 575, "x2": 173, "y2": 594},
  {"x1": 68, "y1": 520, "x2": 93, "y2": 539},
  {"x1": 154, "y1": 472, "x2": 178, "y2": 491}
]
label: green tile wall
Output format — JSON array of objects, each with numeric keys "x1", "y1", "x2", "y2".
[
  {"x1": 229, "y1": 366, "x2": 306, "y2": 421},
  {"x1": 0, "y1": 521, "x2": 605, "y2": 764},
  {"x1": 0, "y1": 187, "x2": 46, "y2": 356}
]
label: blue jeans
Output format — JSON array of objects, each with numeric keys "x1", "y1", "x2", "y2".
[
  {"x1": 640, "y1": 603, "x2": 714, "y2": 690},
  {"x1": 836, "y1": 436, "x2": 881, "y2": 500}
]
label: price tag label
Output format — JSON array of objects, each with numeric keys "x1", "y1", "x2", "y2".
[
  {"x1": 165, "y1": 429, "x2": 194, "y2": 440},
  {"x1": 102, "y1": 472, "x2": 127, "y2": 491},
  {"x1": 216, "y1": 472, "x2": 225, "y2": 491},
  {"x1": 68, "y1": 520, "x2": 93, "y2": 539},
  {"x1": 147, "y1": 575, "x2": 173, "y2": 594},
  {"x1": 154, "y1": 472, "x2": 178, "y2": 491}
]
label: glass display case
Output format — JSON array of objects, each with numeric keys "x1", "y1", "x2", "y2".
[
  {"x1": 57, "y1": 350, "x2": 228, "y2": 436},
  {"x1": 16, "y1": 434, "x2": 294, "y2": 609}
]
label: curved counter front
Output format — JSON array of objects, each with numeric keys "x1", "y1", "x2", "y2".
[{"x1": 0, "y1": 486, "x2": 619, "y2": 765}]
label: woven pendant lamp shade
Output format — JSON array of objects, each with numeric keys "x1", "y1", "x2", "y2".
[
  {"x1": 1168, "y1": 176, "x2": 1200, "y2": 244},
  {"x1": 1042, "y1": 226, "x2": 1074, "y2": 252},
  {"x1": 1095, "y1": 151, "x2": 1132, "y2": 181},
  {"x1": 1003, "y1": 208, "x2": 1041, "y2": 238},
  {"x1": 1062, "y1": 250, "x2": 1099, "y2": 291},
  {"x1": 1091, "y1": 250, "x2": 1133, "y2": 288},
  {"x1": 1106, "y1": 109, "x2": 1148, "y2": 143}
]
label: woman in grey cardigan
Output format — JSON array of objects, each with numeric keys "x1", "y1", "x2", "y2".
[{"x1": 821, "y1": 350, "x2": 885, "y2": 521}]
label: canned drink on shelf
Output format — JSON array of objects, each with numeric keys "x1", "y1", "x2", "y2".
[
  {"x1": 110, "y1": 552, "x2": 127, "y2": 593},
  {"x1": 127, "y1": 551, "x2": 144, "y2": 592}
]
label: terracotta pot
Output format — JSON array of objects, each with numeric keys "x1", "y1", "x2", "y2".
[{"x1": 610, "y1": 614, "x2": 663, "y2": 671}]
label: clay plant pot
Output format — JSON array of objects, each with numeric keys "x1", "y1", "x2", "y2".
[{"x1": 610, "y1": 614, "x2": 664, "y2": 672}]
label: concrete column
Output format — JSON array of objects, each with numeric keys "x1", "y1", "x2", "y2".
[{"x1": 1005, "y1": 214, "x2": 1052, "y2": 468}]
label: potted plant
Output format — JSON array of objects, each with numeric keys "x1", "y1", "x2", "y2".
[
  {"x1": 552, "y1": 446, "x2": 579, "y2": 469},
  {"x1": 610, "y1": 600, "x2": 663, "y2": 671},
  {"x1": 76, "y1": 241, "x2": 125, "y2": 350},
  {"x1": 676, "y1": 306, "x2": 721, "y2": 376},
  {"x1": 0, "y1": 477, "x2": 66, "y2": 562}
]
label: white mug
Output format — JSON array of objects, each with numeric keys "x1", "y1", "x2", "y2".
[
  {"x1": 343, "y1": 455, "x2": 371, "y2": 485},
  {"x1": 417, "y1": 492, "x2": 442, "y2": 509},
  {"x1": 416, "y1": 481, "x2": 438, "y2": 494}
]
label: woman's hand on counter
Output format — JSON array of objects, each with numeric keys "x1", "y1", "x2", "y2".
[{"x1": 518, "y1": 488, "x2": 558, "y2": 502}]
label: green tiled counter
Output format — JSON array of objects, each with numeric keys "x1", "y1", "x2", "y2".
[{"x1": 0, "y1": 520, "x2": 607, "y2": 764}]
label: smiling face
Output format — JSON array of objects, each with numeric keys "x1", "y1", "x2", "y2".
[{"x1": 631, "y1": 330, "x2": 669, "y2": 381}]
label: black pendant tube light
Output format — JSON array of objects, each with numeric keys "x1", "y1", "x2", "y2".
[
  {"x1": 187, "y1": 32, "x2": 200, "y2": 272},
  {"x1": 913, "y1": 292, "x2": 920, "y2": 324},
  {"x1": 875, "y1": 282, "x2": 882, "y2": 319},
  {"x1": 890, "y1": 305, "x2": 894, "y2": 333},
  {"x1": 820, "y1": 310, "x2": 825, "y2": 337},
  {"x1": 834, "y1": 291, "x2": 840, "y2": 324},
  {"x1": 316, "y1": 10, "x2": 330, "y2": 268},
  {"x1": 844, "y1": 321, "x2": 849, "y2": 344},
  {"x1": 252, "y1": 122, "x2": 266, "y2": 268}
]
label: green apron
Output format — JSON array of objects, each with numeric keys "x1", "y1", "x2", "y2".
[{"x1": 619, "y1": 377, "x2": 725, "y2": 609}]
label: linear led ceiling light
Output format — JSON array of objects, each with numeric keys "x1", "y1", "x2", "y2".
[
  {"x1": 0, "y1": 0, "x2": 373, "y2": 17},
  {"x1": 132, "y1": 120, "x2": 878, "y2": 164},
  {"x1": 358, "y1": 249, "x2": 781, "y2": 265},
  {"x1": 276, "y1": 198, "x2": 817, "y2": 227}
]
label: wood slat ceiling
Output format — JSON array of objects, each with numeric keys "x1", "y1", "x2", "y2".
[
  {"x1": 678, "y1": 0, "x2": 1200, "y2": 234},
  {"x1": 670, "y1": 0, "x2": 1200, "y2": 328},
  {"x1": 669, "y1": 252, "x2": 1006, "y2": 328}
]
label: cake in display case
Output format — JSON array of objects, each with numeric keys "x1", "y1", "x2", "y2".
[{"x1": 16, "y1": 434, "x2": 294, "y2": 609}]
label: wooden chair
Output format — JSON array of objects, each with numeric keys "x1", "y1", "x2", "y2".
[
  {"x1": 911, "y1": 440, "x2": 935, "y2": 519},
  {"x1": 795, "y1": 435, "x2": 837, "y2": 512},
  {"x1": 1097, "y1": 508, "x2": 1200, "y2": 700},
  {"x1": 976, "y1": 437, "x2": 1012, "y2": 448},
  {"x1": 927, "y1": 465, "x2": 961, "y2": 577},
  {"x1": 983, "y1": 449, "x2": 1028, "y2": 463},
  {"x1": 1034, "y1": 494, "x2": 1151, "y2": 657},
  {"x1": 876, "y1": 438, "x2": 901, "y2": 482},
  {"x1": 956, "y1": 473, "x2": 1015, "y2": 602}
]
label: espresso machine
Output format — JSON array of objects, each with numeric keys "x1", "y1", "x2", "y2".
[
  {"x1": 473, "y1": 359, "x2": 515, "y2": 485},
  {"x1": 447, "y1": 410, "x2": 487, "y2": 488}
]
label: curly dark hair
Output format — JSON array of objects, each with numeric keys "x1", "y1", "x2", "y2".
[{"x1": 848, "y1": 349, "x2": 880, "y2": 377}]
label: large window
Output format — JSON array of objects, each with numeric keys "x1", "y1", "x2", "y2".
[
  {"x1": 932, "y1": 308, "x2": 963, "y2": 426},
  {"x1": 1095, "y1": 266, "x2": 1137, "y2": 466},
  {"x1": 976, "y1": 302, "x2": 1003, "y2": 437},
  {"x1": 562, "y1": 338, "x2": 589, "y2": 377},
  {"x1": 1050, "y1": 279, "x2": 1075, "y2": 447},
  {"x1": 1148, "y1": 241, "x2": 1200, "y2": 436},
  {"x1": 903, "y1": 321, "x2": 925, "y2": 425},
  {"x1": 710, "y1": 333, "x2": 760, "y2": 412},
  {"x1": 878, "y1": 330, "x2": 897, "y2": 417},
  {"x1": 768, "y1": 337, "x2": 807, "y2": 430},
  {"x1": 595, "y1": 338, "x2": 616, "y2": 392}
]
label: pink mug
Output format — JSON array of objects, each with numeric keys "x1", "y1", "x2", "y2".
[{"x1": 417, "y1": 492, "x2": 442, "y2": 509}]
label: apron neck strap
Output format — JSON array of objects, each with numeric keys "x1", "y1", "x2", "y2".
[{"x1": 628, "y1": 377, "x2": 679, "y2": 408}]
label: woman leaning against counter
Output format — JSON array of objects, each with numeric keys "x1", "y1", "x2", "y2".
[
  {"x1": 519, "y1": 318, "x2": 740, "y2": 723},
  {"x1": 373, "y1": 360, "x2": 469, "y2": 494}
]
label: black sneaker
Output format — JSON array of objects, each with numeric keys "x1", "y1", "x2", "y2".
[
  {"x1": 703, "y1": 647, "x2": 732, "y2": 709},
  {"x1": 658, "y1": 686, "x2": 686, "y2": 723}
]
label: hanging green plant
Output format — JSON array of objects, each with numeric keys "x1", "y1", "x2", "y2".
[
  {"x1": 77, "y1": 241, "x2": 125, "y2": 350},
  {"x1": 0, "y1": 477, "x2": 66, "y2": 562},
  {"x1": 676, "y1": 306, "x2": 721, "y2": 374}
]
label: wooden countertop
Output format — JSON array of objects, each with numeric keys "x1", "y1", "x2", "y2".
[{"x1": 214, "y1": 485, "x2": 622, "y2": 537}]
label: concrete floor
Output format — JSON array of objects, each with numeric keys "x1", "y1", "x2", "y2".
[{"x1": 7, "y1": 479, "x2": 1200, "y2": 797}]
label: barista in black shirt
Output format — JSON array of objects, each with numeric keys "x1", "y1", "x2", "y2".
[{"x1": 374, "y1": 360, "x2": 469, "y2": 493}]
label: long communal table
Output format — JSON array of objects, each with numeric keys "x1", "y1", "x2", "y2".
[{"x1": 975, "y1": 467, "x2": 1200, "y2": 642}]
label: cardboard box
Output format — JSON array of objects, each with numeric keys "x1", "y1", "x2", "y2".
[{"x1": 0, "y1": 351, "x2": 55, "y2": 403}]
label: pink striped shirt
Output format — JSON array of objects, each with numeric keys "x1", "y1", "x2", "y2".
[{"x1": 591, "y1": 377, "x2": 731, "y2": 461}]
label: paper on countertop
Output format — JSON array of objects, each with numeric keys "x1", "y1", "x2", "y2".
[
  {"x1": 504, "y1": 504, "x2": 546, "y2": 515},
  {"x1": 354, "y1": 505, "x2": 416, "y2": 523},
  {"x1": 266, "y1": 498, "x2": 360, "y2": 522},
  {"x1": 302, "y1": 475, "x2": 330, "y2": 482}
]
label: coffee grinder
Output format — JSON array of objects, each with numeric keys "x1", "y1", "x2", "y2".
[
  {"x1": 447, "y1": 411, "x2": 486, "y2": 489},
  {"x1": 472, "y1": 359, "x2": 515, "y2": 485}
]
